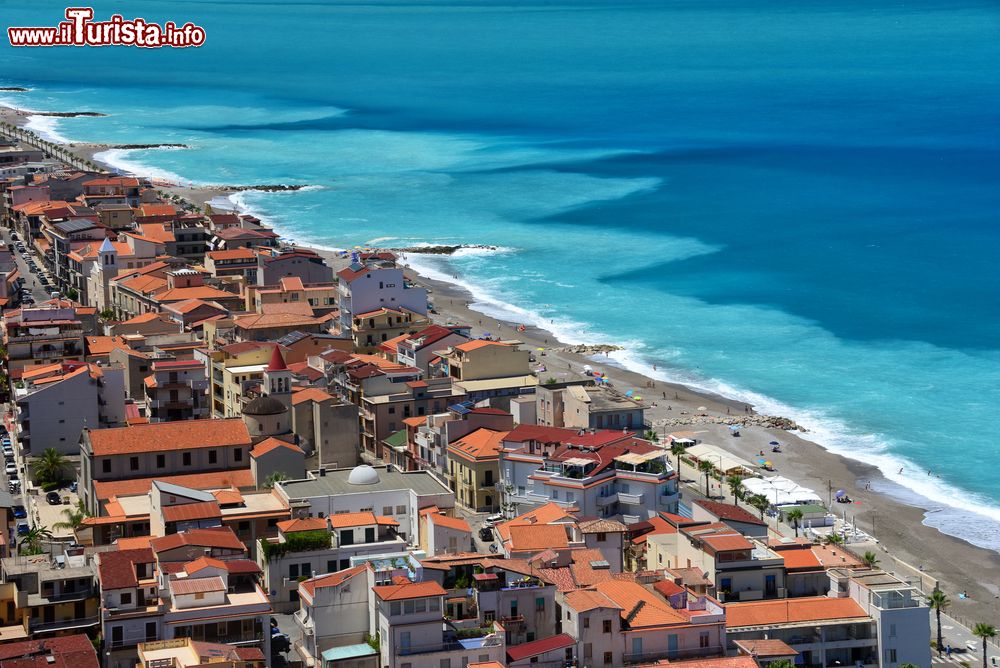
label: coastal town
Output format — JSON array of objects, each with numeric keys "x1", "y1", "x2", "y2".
[{"x1": 0, "y1": 112, "x2": 995, "y2": 668}]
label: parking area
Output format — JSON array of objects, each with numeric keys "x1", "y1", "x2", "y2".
[{"x1": 1, "y1": 228, "x2": 57, "y2": 305}]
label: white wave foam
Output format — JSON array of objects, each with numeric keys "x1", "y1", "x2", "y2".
[
  {"x1": 92, "y1": 148, "x2": 189, "y2": 184},
  {"x1": 218, "y1": 192, "x2": 345, "y2": 254},
  {"x1": 24, "y1": 115, "x2": 73, "y2": 143},
  {"x1": 604, "y1": 346, "x2": 1000, "y2": 549}
]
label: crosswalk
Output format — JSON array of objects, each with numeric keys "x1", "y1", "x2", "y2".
[{"x1": 932, "y1": 655, "x2": 968, "y2": 665}]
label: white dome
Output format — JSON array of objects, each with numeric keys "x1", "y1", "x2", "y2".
[{"x1": 347, "y1": 465, "x2": 380, "y2": 486}]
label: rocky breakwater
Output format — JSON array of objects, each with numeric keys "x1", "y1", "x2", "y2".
[
  {"x1": 653, "y1": 413, "x2": 805, "y2": 432},
  {"x1": 395, "y1": 244, "x2": 499, "y2": 255},
  {"x1": 31, "y1": 111, "x2": 106, "y2": 117},
  {"x1": 558, "y1": 344, "x2": 624, "y2": 355}
]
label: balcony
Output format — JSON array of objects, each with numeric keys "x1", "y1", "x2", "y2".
[
  {"x1": 597, "y1": 493, "x2": 618, "y2": 507},
  {"x1": 396, "y1": 633, "x2": 502, "y2": 656},
  {"x1": 617, "y1": 491, "x2": 645, "y2": 505},
  {"x1": 623, "y1": 645, "x2": 725, "y2": 664},
  {"x1": 29, "y1": 615, "x2": 101, "y2": 634}
]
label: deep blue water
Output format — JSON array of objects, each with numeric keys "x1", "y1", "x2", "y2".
[{"x1": 2, "y1": 0, "x2": 999, "y2": 550}]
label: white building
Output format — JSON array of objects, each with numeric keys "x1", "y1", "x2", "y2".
[
  {"x1": 274, "y1": 465, "x2": 455, "y2": 543},
  {"x1": 336, "y1": 262, "x2": 428, "y2": 335}
]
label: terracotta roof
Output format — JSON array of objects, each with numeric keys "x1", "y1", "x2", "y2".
[
  {"x1": 649, "y1": 659, "x2": 758, "y2": 668},
  {"x1": 373, "y1": 580, "x2": 446, "y2": 601},
  {"x1": 494, "y1": 502, "x2": 573, "y2": 542},
  {"x1": 732, "y1": 639, "x2": 798, "y2": 657},
  {"x1": 157, "y1": 286, "x2": 237, "y2": 303},
  {"x1": 774, "y1": 545, "x2": 823, "y2": 571},
  {"x1": 277, "y1": 517, "x2": 327, "y2": 533},
  {"x1": 150, "y1": 527, "x2": 246, "y2": 554},
  {"x1": 207, "y1": 248, "x2": 257, "y2": 261},
  {"x1": 508, "y1": 524, "x2": 569, "y2": 552},
  {"x1": 725, "y1": 596, "x2": 870, "y2": 628},
  {"x1": 698, "y1": 532, "x2": 753, "y2": 553},
  {"x1": 693, "y1": 499, "x2": 767, "y2": 526},
  {"x1": 593, "y1": 580, "x2": 689, "y2": 628},
  {"x1": 87, "y1": 418, "x2": 251, "y2": 455},
  {"x1": 251, "y1": 437, "x2": 304, "y2": 458},
  {"x1": 300, "y1": 564, "x2": 368, "y2": 599},
  {"x1": 97, "y1": 548, "x2": 154, "y2": 589},
  {"x1": 162, "y1": 501, "x2": 222, "y2": 523},
  {"x1": 505, "y1": 634, "x2": 575, "y2": 663},
  {"x1": 448, "y1": 428, "x2": 508, "y2": 461},
  {"x1": 427, "y1": 513, "x2": 471, "y2": 533},
  {"x1": 171, "y1": 576, "x2": 226, "y2": 595},
  {"x1": 454, "y1": 339, "x2": 508, "y2": 352},
  {"x1": 183, "y1": 556, "x2": 227, "y2": 574},
  {"x1": 578, "y1": 518, "x2": 628, "y2": 534},
  {"x1": 562, "y1": 588, "x2": 623, "y2": 613},
  {"x1": 93, "y1": 469, "x2": 254, "y2": 501},
  {"x1": 503, "y1": 424, "x2": 631, "y2": 448},
  {"x1": 0, "y1": 634, "x2": 99, "y2": 668},
  {"x1": 291, "y1": 388, "x2": 333, "y2": 405},
  {"x1": 329, "y1": 511, "x2": 381, "y2": 529},
  {"x1": 234, "y1": 312, "x2": 322, "y2": 329}
]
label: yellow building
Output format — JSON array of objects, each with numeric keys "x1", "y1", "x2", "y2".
[
  {"x1": 351, "y1": 306, "x2": 431, "y2": 353},
  {"x1": 437, "y1": 339, "x2": 531, "y2": 381},
  {"x1": 199, "y1": 341, "x2": 278, "y2": 417},
  {"x1": 446, "y1": 427, "x2": 508, "y2": 513},
  {"x1": 0, "y1": 554, "x2": 100, "y2": 638}
]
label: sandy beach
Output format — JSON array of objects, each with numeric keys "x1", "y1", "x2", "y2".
[{"x1": 5, "y1": 102, "x2": 999, "y2": 625}]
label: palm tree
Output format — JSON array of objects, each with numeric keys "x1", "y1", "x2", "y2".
[
  {"x1": 928, "y1": 587, "x2": 950, "y2": 656},
  {"x1": 697, "y1": 460, "x2": 715, "y2": 497},
  {"x1": 670, "y1": 442, "x2": 686, "y2": 480},
  {"x1": 861, "y1": 550, "x2": 880, "y2": 568},
  {"x1": 263, "y1": 471, "x2": 289, "y2": 489},
  {"x1": 18, "y1": 526, "x2": 52, "y2": 555},
  {"x1": 824, "y1": 532, "x2": 845, "y2": 546},
  {"x1": 726, "y1": 475, "x2": 744, "y2": 502},
  {"x1": 53, "y1": 500, "x2": 91, "y2": 531},
  {"x1": 31, "y1": 448, "x2": 71, "y2": 485},
  {"x1": 749, "y1": 494, "x2": 770, "y2": 520},
  {"x1": 642, "y1": 429, "x2": 659, "y2": 443},
  {"x1": 767, "y1": 661, "x2": 794, "y2": 668},
  {"x1": 972, "y1": 623, "x2": 996, "y2": 668},
  {"x1": 785, "y1": 508, "x2": 804, "y2": 538}
]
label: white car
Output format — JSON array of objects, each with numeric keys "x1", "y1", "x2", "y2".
[{"x1": 4, "y1": 463, "x2": 17, "y2": 476}]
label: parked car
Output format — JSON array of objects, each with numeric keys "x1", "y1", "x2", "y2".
[
  {"x1": 46, "y1": 491, "x2": 62, "y2": 505},
  {"x1": 16, "y1": 521, "x2": 29, "y2": 536},
  {"x1": 4, "y1": 462, "x2": 17, "y2": 476},
  {"x1": 479, "y1": 527, "x2": 494, "y2": 542},
  {"x1": 12, "y1": 506, "x2": 26, "y2": 519},
  {"x1": 270, "y1": 632, "x2": 290, "y2": 655}
]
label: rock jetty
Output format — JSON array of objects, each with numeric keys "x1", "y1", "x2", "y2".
[{"x1": 652, "y1": 414, "x2": 805, "y2": 432}]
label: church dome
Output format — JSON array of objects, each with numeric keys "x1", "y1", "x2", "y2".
[
  {"x1": 347, "y1": 465, "x2": 380, "y2": 485},
  {"x1": 243, "y1": 395, "x2": 288, "y2": 416}
]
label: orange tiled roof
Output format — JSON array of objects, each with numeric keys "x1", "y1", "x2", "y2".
[
  {"x1": 161, "y1": 501, "x2": 222, "y2": 523},
  {"x1": 93, "y1": 469, "x2": 255, "y2": 501},
  {"x1": 328, "y1": 511, "x2": 380, "y2": 529},
  {"x1": 447, "y1": 428, "x2": 508, "y2": 462},
  {"x1": 183, "y1": 556, "x2": 227, "y2": 574},
  {"x1": 373, "y1": 580, "x2": 446, "y2": 601},
  {"x1": 251, "y1": 437, "x2": 304, "y2": 458},
  {"x1": 454, "y1": 339, "x2": 508, "y2": 352},
  {"x1": 508, "y1": 524, "x2": 568, "y2": 552},
  {"x1": 428, "y1": 513, "x2": 471, "y2": 533},
  {"x1": 593, "y1": 580, "x2": 689, "y2": 629},
  {"x1": 157, "y1": 286, "x2": 236, "y2": 302},
  {"x1": 88, "y1": 418, "x2": 251, "y2": 456},
  {"x1": 291, "y1": 388, "x2": 333, "y2": 405},
  {"x1": 725, "y1": 596, "x2": 869, "y2": 628},
  {"x1": 86, "y1": 336, "x2": 133, "y2": 356},
  {"x1": 562, "y1": 588, "x2": 623, "y2": 612},
  {"x1": 277, "y1": 517, "x2": 327, "y2": 533}
]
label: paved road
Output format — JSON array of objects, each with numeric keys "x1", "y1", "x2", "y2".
[{"x1": 1, "y1": 228, "x2": 56, "y2": 304}]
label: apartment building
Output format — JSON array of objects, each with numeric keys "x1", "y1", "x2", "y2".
[
  {"x1": 336, "y1": 259, "x2": 427, "y2": 338},
  {"x1": 447, "y1": 427, "x2": 509, "y2": 513},
  {"x1": 536, "y1": 380, "x2": 646, "y2": 433},
  {"x1": 257, "y1": 247, "x2": 333, "y2": 286},
  {"x1": 4, "y1": 304, "x2": 87, "y2": 374},
  {"x1": 0, "y1": 551, "x2": 99, "y2": 638},
  {"x1": 79, "y1": 419, "x2": 253, "y2": 514},
  {"x1": 388, "y1": 324, "x2": 471, "y2": 374},
  {"x1": 143, "y1": 359, "x2": 210, "y2": 422},
  {"x1": 137, "y1": 639, "x2": 265, "y2": 668},
  {"x1": 295, "y1": 565, "x2": 372, "y2": 665},
  {"x1": 673, "y1": 523, "x2": 786, "y2": 602},
  {"x1": 360, "y1": 378, "x2": 466, "y2": 461},
  {"x1": 498, "y1": 425, "x2": 679, "y2": 523},
  {"x1": 14, "y1": 361, "x2": 126, "y2": 455}
]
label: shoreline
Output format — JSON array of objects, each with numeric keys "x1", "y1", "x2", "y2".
[{"x1": 5, "y1": 102, "x2": 999, "y2": 622}]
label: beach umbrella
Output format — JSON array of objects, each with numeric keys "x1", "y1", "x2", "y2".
[
  {"x1": 757, "y1": 458, "x2": 767, "y2": 465},
  {"x1": 697, "y1": 406, "x2": 707, "y2": 411},
  {"x1": 765, "y1": 461, "x2": 773, "y2": 467},
  {"x1": 836, "y1": 489, "x2": 846, "y2": 497},
  {"x1": 536, "y1": 347, "x2": 545, "y2": 351},
  {"x1": 634, "y1": 396, "x2": 642, "y2": 400},
  {"x1": 729, "y1": 424, "x2": 743, "y2": 431},
  {"x1": 625, "y1": 390, "x2": 634, "y2": 397},
  {"x1": 482, "y1": 332, "x2": 492, "y2": 338},
  {"x1": 769, "y1": 441, "x2": 780, "y2": 446}
]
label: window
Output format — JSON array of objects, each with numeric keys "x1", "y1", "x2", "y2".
[
  {"x1": 439, "y1": 660, "x2": 450, "y2": 668},
  {"x1": 102, "y1": 459, "x2": 111, "y2": 474},
  {"x1": 208, "y1": 450, "x2": 217, "y2": 464},
  {"x1": 327, "y1": 560, "x2": 337, "y2": 573},
  {"x1": 583, "y1": 617, "x2": 590, "y2": 629},
  {"x1": 390, "y1": 602, "x2": 401, "y2": 616},
  {"x1": 289, "y1": 564, "x2": 299, "y2": 578},
  {"x1": 234, "y1": 448, "x2": 242, "y2": 462},
  {"x1": 604, "y1": 652, "x2": 613, "y2": 665},
  {"x1": 383, "y1": 506, "x2": 393, "y2": 516},
  {"x1": 194, "y1": 592, "x2": 205, "y2": 600},
  {"x1": 302, "y1": 563, "x2": 312, "y2": 577},
  {"x1": 414, "y1": 598, "x2": 426, "y2": 613},
  {"x1": 120, "y1": 592, "x2": 132, "y2": 605},
  {"x1": 888, "y1": 650, "x2": 897, "y2": 663},
  {"x1": 403, "y1": 600, "x2": 415, "y2": 614},
  {"x1": 155, "y1": 454, "x2": 165, "y2": 468},
  {"x1": 182, "y1": 452, "x2": 191, "y2": 466},
  {"x1": 429, "y1": 598, "x2": 440, "y2": 611},
  {"x1": 603, "y1": 619, "x2": 612, "y2": 633},
  {"x1": 596, "y1": 532, "x2": 607, "y2": 542},
  {"x1": 699, "y1": 631, "x2": 710, "y2": 648},
  {"x1": 396, "y1": 505, "x2": 406, "y2": 515}
]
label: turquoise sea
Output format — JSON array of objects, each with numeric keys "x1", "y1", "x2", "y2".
[{"x1": 2, "y1": 1, "x2": 999, "y2": 550}]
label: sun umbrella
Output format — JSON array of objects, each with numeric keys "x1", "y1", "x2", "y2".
[
  {"x1": 836, "y1": 489, "x2": 846, "y2": 497},
  {"x1": 625, "y1": 390, "x2": 634, "y2": 397},
  {"x1": 634, "y1": 396, "x2": 642, "y2": 400},
  {"x1": 757, "y1": 458, "x2": 767, "y2": 465},
  {"x1": 769, "y1": 441, "x2": 780, "y2": 446},
  {"x1": 729, "y1": 424, "x2": 743, "y2": 431},
  {"x1": 697, "y1": 406, "x2": 707, "y2": 411},
  {"x1": 537, "y1": 347, "x2": 545, "y2": 351}
]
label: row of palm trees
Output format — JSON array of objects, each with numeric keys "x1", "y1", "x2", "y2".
[
  {"x1": 927, "y1": 587, "x2": 997, "y2": 665},
  {"x1": 0, "y1": 120, "x2": 106, "y2": 172}
]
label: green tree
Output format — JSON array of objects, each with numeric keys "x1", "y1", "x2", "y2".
[
  {"x1": 766, "y1": 661, "x2": 795, "y2": 668},
  {"x1": 784, "y1": 507, "x2": 804, "y2": 537},
  {"x1": 18, "y1": 525, "x2": 52, "y2": 555},
  {"x1": 642, "y1": 429, "x2": 659, "y2": 443},
  {"x1": 972, "y1": 623, "x2": 996, "y2": 668},
  {"x1": 862, "y1": 550, "x2": 880, "y2": 568},
  {"x1": 929, "y1": 587, "x2": 950, "y2": 656},
  {"x1": 726, "y1": 475, "x2": 744, "y2": 502},
  {"x1": 824, "y1": 532, "x2": 845, "y2": 546},
  {"x1": 53, "y1": 500, "x2": 91, "y2": 531},
  {"x1": 670, "y1": 442, "x2": 686, "y2": 480},
  {"x1": 697, "y1": 459, "x2": 715, "y2": 497},
  {"x1": 64, "y1": 287, "x2": 79, "y2": 301},
  {"x1": 263, "y1": 471, "x2": 289, "y2": 489},
  {"x1": 749, "y1": 493, "x2": 770, "y2": 520},
  {"x1": 31, "y1": 448, "x2": 72, "y2": 485},
  {"x1": 99, "y1": 308, "x2": 116, "y2": 321}
]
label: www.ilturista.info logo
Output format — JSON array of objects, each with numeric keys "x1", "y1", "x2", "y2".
[{"x1": 8, "y1": 7, "x2": 206, "y2": 48}]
